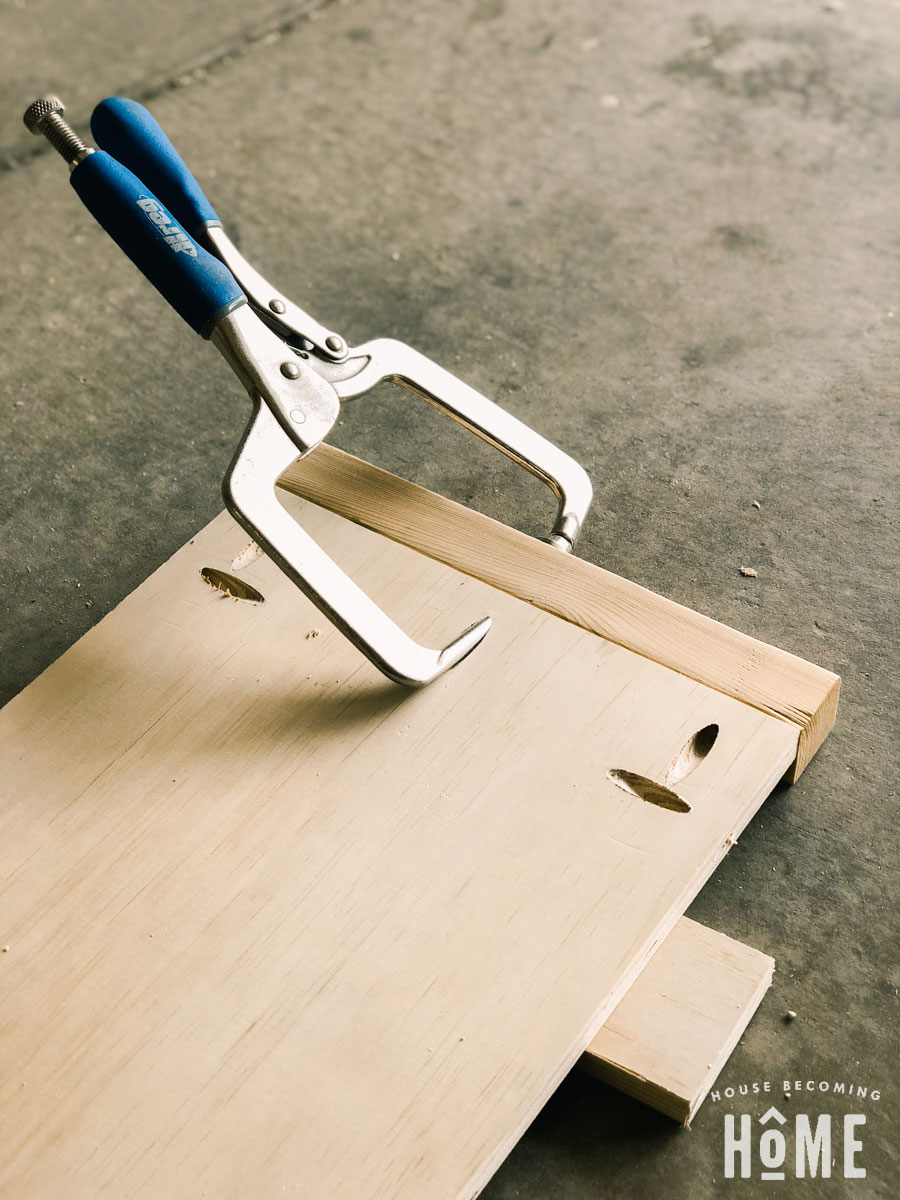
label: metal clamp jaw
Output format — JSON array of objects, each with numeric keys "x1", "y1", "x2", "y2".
[
  {"x1": 211, "y1": 303, "x2": 593, "y2": 686},
  {"x1": 302, "y1": 336, "x2": 593, "y2": 553}
]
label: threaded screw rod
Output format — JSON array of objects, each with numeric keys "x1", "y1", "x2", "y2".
[{"x1": 23, "y1": 96, "x2": 93, "y2": 167}]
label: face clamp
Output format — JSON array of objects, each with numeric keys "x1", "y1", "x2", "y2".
[
  {"x1": 25, "y1": 94, "x2": 593, "y2": 688},
  {"x1": 210, "y1": 303, "x2": 592, "y2": 686}
]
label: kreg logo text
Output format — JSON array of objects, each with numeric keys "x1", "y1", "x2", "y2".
[{"x1": 136, "y1": 197, "x2": 197, "y2": 256}]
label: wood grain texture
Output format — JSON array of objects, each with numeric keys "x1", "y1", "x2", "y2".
[
  {"x1": 278, "y1": 446, "x2": 839, "y2": 779},
  {"x1": 0, "y1": 496, "x2": 798, "y2": 1199},
  {"x1": 582, "y1": 918, "x2": 774, "y2": 1125}
]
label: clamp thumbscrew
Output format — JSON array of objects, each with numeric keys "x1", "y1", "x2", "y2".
[{"x1": 23, "y1": 96, "x2": 93, "y2": 168}]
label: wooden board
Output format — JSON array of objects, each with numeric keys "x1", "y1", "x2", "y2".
[
  {"x1": 279, "y1": 447, "x2": 840, "y2": 780},
  {"x1": 0, "y1": 495, "x2": 800, "y2": 1199},
  {"x1": 582, "y1": 917, "x2": 774, "y2": 1125}
]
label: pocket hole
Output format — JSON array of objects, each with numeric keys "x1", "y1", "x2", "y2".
[
  {"x1": 666, "y1": 723, "x2": 719, "y2": 786},
  {"x1": 606, "y1": 770, "x2": 691, "y2": 813},
  {"x1": 200, "y1": 567, "x2": 265, "y2": 604}
]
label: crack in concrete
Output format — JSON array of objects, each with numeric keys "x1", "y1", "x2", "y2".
[{"x1": 2, "y1": 0, "x2": 339, "y2": 172}]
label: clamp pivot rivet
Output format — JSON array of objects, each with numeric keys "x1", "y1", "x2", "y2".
[
  {"x1": 269, "y1": 299, "x2": 286, "y2": 314},
  {"x1": 280, "y1": 361, "x2": 301, "y2": 379}
]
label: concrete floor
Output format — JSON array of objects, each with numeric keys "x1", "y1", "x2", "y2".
[{"x1": 2, "y1": 0, "x2": 897, "y2": 1195}]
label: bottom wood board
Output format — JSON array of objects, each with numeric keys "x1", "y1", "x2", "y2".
[
  {"x1": 583, "y1": 917, "x2": 774, "y2": 1124},
  {"x1": 0, "y1": 496, "x2": 797, "y2": 1199}
]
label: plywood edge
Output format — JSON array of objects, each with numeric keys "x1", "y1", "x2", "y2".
[
  {"x1": 278, "y1": 446, "x2": 839, "y2": 777},
  {"x1": 580, "y1": 917, "x2": 775, "y2": 1125}
]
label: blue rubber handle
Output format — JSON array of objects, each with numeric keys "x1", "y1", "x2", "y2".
[
  {"x1": 71, "y1": 152, "x2": 245, "y2": 337},
  {"x1": 90, "y1": 97, "x2": 219, "y2": 238}
]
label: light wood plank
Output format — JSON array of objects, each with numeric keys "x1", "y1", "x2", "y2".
[
  {"x1": 0, "y1": 497, "x2": 797, "y2": 1199},
  {"x1": 582, "y1": 918, "x2": 774, "y2": 1125},
  {"x1": 278, "y1": 446, "x2": 839, "y2": 779}
]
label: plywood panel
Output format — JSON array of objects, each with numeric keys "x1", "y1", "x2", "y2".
[{"x1": 0, "y1": 496, "x2": 797, "y2": 1199}]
